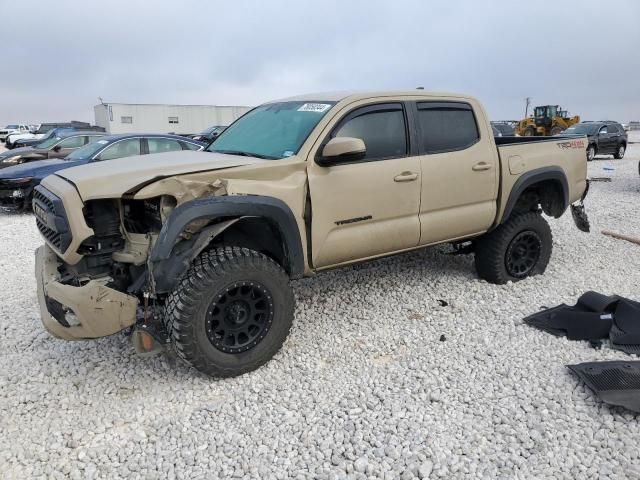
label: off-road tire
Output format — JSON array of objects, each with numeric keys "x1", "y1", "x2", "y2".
[
  {"x1": 587, "y1": 145, "x2": 596, "y2": 162},
  {"x1": 550, "y1": 126, "x2": 563, "y2": 136},
  {"x1": 164, "y1": 247, "x2": 295, "y2": 377},
  {"x1": 523, "y1": 126, "x2": 536, "y2": 137},
  {"x1": 614, "y1": 144, "x2": 626, "y2": 159},
  {"x1": 474, "y1": 212, "x2": 552, "y2": 284}
]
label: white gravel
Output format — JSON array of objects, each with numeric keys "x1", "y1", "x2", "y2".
[{"x1": 1, "y1": 137, "x2": 640, "y2": 479}]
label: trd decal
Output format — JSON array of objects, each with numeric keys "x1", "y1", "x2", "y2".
[
  {"x1": 335, "y1": 215, "x2": 373, "y2": 226},
  {"x1": 557, "y1": 140, "x2": 585, "y2": 150}
]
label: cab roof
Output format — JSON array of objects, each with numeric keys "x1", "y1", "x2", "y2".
[{"x1": 271, "y1": 90, "x2": 473, "y2": 104}]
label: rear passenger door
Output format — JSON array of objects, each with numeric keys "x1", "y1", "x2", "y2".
[{"x1": 414, "y1": 101, "x2": 498, "y2": 245}]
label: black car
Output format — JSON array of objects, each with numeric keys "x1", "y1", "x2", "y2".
[
  {"x1": 0, "y1": 133, "x2": 206, "y2": 210},
  {"x1": 562, "y1": 121, "x2": 628, "y2": 161},
  {"x1": 191, "y1": 125, "x2": 227, "y2": 143}
]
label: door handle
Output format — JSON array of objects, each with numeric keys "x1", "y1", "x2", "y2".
[
  {"x1": 472, "y1": 162, "x2": 492, "y2": 172},
  {"x1": 394, "y1": 171, "x2": 419, "y2": 182}
]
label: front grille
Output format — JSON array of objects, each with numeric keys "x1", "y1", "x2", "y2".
[{"x1": 33, "y1": 186, "x2": 72, "y2": 253}]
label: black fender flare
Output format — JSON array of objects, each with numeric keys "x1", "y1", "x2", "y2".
[
  {"x1": 148, "y1": 195, "x2": 304, "y2": 293},
  {"x1": 500, "y1": 166, "x2": 569, "y2": 224}
]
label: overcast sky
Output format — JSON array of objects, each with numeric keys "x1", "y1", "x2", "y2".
[{"x1": 1, "y1": 0, "x2": 639, "y2": 126}]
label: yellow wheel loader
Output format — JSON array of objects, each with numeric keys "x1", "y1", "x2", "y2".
[{"x1": 516, "y1": 105, "x2": 580, "y2": 137}]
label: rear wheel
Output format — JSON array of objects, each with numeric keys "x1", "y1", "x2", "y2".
[
  {"x1": 474, "y1": 212, "x2": 552, "y2": 284},
  {"x1": 164, "y1": 247, "x2": 295, "y2": 377},
  {"x1": 587, "y1": 145, "x2": 596, "y2": 162},
  {"x1": 524, "y1": 127, "x2": 536, "y2": 137},
  {"x1": 614, "y1": 144, "x2": 626, "y2": 159},
  {"x1": 550, "y1": 126, "x2": 563, "y2": 136}
]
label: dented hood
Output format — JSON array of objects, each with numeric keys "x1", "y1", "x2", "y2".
[{"x1": 54, "y1": 151, "x2": 265, "y2": 201}]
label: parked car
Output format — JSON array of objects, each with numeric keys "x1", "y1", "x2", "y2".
[
  {"x1": 0, "y1": 131, "x2": 107, "y2": 170},
  {"x1": 491, "y1": 125, "x2": 502, "y2": 137},
  {"x1": 6, "y1": 122, "x2": 105, "y2": 149},
  {"x1": 191, "y1": 125, "x2": 227, "y2": 143},
  {"x1": 0, "y1": 134, "x2": 205, "y2": 210},
  {"x1": 0, "y1": 124, "x2": 30, "y2": 142},
  {"x1": 32, "y1": 91, "x2": 589, "y2": 377},
  {"x1": 562, "y1": 121, "x2": 628, "y2": 161}
]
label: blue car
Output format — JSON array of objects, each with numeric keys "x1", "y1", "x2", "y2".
[{"x1": 0, "y1": 133, "x2": 205, "y2": 210}]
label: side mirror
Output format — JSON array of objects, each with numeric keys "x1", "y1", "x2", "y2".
[
  {"x1": 52, "y1": 145, "x2": 62, "y2": 152},
  {"x1": 317, "y1": 137, "x2": 366, "y2": 166}
]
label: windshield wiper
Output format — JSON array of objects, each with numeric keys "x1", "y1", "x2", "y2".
[{"x1": 213, "y1": 149, "x2": 278, "y2": 160}]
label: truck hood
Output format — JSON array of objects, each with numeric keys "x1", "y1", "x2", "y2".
[{"x1": 55, "y1": 150, "x2": 266, "y2": 201}]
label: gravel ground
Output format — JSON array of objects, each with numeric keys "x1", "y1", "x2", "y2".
[{"x1": 1, "y1": 137, "x2": 639, "y2": 479}]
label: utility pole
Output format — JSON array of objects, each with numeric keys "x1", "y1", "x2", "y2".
[{"x1": 524, "y1": 97, "x2": 531, "y2": 118}]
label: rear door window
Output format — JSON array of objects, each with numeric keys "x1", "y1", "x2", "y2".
[
  {"x1": 416, "y1": 102, "x2": 479, "y2": 154},
  {"x1": 147, "y1": 137, "x2": 183, "y2": 154},
  {"x1": 332, "y1": 104, "x2": 407, "y2": 161}
]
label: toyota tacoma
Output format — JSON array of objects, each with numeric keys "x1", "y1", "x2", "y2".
[{"x1": 33, "y1": 91, "x2": 590, "y2": 377}]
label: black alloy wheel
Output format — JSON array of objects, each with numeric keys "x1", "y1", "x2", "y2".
[
  {"x1": 205, "y1": 282, "x2": 274, "y2": 354},
  {"x1": 505, "y1": 230, "x2": 542, "y2": 278}
]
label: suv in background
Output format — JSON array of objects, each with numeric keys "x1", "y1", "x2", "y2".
[
  {"x1": 562, "y1": 121, "x2": 627, "y2": 161},
  {"x1": 0, "y1": 131, "x2": 107, "y2": 169},
  {"x1": 0, "y1": 124, "x2": 30, "y2": 142},
  {"x1": 6, "y1": 122, "x2": 105, "y2": 149}
]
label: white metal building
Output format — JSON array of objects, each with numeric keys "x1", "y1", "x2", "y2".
[{"x1": 94, "y1": 103, "x2": 252, "y2": 135}]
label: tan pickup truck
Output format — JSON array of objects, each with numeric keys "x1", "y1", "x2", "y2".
[{"x1": 33, "y1": 91, "x2": 589, "y2": 377}]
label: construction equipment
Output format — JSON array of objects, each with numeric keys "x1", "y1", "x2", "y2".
[{"x1": 515, "y1": 105, "x2": 580, "y2": 137}]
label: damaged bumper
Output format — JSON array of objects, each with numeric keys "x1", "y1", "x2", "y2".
[
  {"x1": 570, "y1": 179, "x2": 590, "y2": 233},
  {"x1": 35, "y1": 244, "x2": 138, "y2": 340}
]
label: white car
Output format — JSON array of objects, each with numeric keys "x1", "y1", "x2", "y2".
[{"x1": 0, "y1": 124, "x2": 29, "y2": 142}]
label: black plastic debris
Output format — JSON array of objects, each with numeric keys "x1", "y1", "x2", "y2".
[
  {"x1": 609, "y1": 299, "x2": 640, "y2": 355},
  {"x1": 437, "y1": 299, "x2": 448, "y2": 307},
  {"x1": 523, "y1": 291, "x2": 618, "y2": 340},
  {"x1": 568, "y1": 361, "x2": 640, "y2": 413},
  {"x1": 439, "y1": 335, "x2": 446, "y2": 342}
]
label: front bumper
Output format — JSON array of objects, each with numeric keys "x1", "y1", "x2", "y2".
[
  {"x1": 0, "y1": 185, "x2": 33, "y2": 210},
  {"x1": 35, "y1": 244, "x2": 138, "y2": 340}
]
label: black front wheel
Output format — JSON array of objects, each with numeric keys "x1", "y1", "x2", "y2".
[
  {"x1": 474, "y1": 212, "x2": 552, "y2": 284},
  {"x1": 587, "y1": 145, "x2": 596, "y2": 162},
  {"x1": 164, "y1": 247, "x2": 295, "y2": 377}
]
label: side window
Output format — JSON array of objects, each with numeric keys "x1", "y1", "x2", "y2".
[
  {"x1": 121, "y1": 116, "x2": 133, "y2": 124},
  {"x1": 147, "y1": 138, "x2": 183, "y2": 154},
  {"x1": 416, "y1": 103, "x2": 479, "y2": 154},
  {"x1": 608, "y1": 124, "x2": 619, "y2": 134},
  {"x1": 56, "y1": 136, "x2": 85, "y2": 148},
  {"x1": 98, "y1": 139, "x2": 141, "y2": 161},
  {"x1": 332, "y1": 104, "x2": 407, "y2": 161},
  {"x1": 85, "y1": 135, "x2": 103, "y2": 144},
  {"x1": 181, "y1": 141, "x2": 202, "y2": 151},
  {"x1": 599, "y1": 126, "x2": 608, "y2": 134}
]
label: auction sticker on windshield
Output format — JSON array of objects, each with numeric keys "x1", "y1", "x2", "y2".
[{"x1": 298, "y1": 103, "x2": 332, "y2": 113}]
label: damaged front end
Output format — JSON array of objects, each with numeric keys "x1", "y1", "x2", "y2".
[{"x1": 33, "y1": 179, "x2": 233, "y2": 351}]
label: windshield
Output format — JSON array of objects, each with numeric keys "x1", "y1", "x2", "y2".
[
  {"x1": 65, "y1": 138, "x2": 108, "y2": 160},
  {"x1": 36, "y1": 136, "x2": 62, "y2": 149},
  {"x1": 5, "y1": 125, "x2": 19, "y2": 129},
  {"x1": 563, "y1": 124, "x2": 599, "y2": 135},
  {"x1": 208, "y1": 101, "x2": 336, "y2": 159}
]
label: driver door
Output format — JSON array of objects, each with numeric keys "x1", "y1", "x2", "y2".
[{"x1": 307, "y1": 102, "x2": 421, "y2": 268}]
